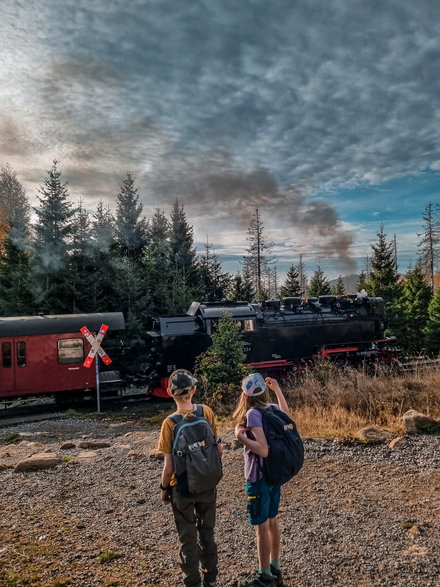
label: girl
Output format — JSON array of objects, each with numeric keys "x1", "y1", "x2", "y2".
[{"x1": 233, "y1": 373, "x2": 289, "y2": 587}]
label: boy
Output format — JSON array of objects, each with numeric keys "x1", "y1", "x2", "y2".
[{"x1": 158, "y1": 369, "x2": 223, "y2": 587}]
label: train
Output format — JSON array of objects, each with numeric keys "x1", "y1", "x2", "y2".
[
  {"x1": 0, "y1": 312, "x2": 125, "y2": 403},
  {"x1": 145, "y1": 295, "x2": 401, "y2": 398},
  {"x1": 0, "y1": 295, "x2": 402, "y2": 404}
]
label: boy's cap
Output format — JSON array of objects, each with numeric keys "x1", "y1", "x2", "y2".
[
  {"x1": 242, "y1": 373, "x2": 266, "y2": 396},
  {"x1": 168, "y1": 369, "x2": 197, "y2": 396}
]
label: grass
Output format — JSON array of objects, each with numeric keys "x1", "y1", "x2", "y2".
[
  {"x1": 282, "y1": 364, "x2": 440, "y2": 438},
  {"x1": 98, "y1": 551, "x2": 123, "y2": 564}
]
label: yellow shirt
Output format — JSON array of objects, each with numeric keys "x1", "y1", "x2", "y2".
[{"x1": 157, "y1": 404, "x2": 219, "y2": 486}]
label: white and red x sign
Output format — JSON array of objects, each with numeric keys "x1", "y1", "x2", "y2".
[{"x1": 80, "y1": 323, "x2": 112, "y2": 368}]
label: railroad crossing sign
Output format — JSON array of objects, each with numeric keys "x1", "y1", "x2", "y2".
[{"x1": 80, "y1": 324, "x2": 112, "y2": 368}]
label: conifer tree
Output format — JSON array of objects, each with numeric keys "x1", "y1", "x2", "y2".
[
  {"x1": 331, "y1": 275, "x2": 346, "y2": 296},
  {"x1": 307, "y1": 265, "x2": 331, "y2": 297},
  {"x1": 32, "y1": 161, "x2": 76, "y2": 313},
  {"x1": 367, "y1": 224, "x2": 402, "y2": 331},
  {"x1": 114, "y1": 172, "x2": 148, "y2": 260},
  {"x1": 357, "y1": 270, "x2": 369, "y2": 293},
  {"x1": 140, "y1": 208, "x2": 173, "y2": 317},
  {"x1": 227, "y1": 272, "x2": 255, "y2": 302},
  {"x1": 418, "y1": 202, "x2": 440, "y2": 293},
  {"x1": 195, "y1": 312, "x2": 249, "y2": 406},
  {"x1": 169, "y1": 198, "x2": 199, "y2": 287},
  {"x1": 280, "y1": 264, "x2": 301, "y2": 298},
  {"x1": 198, "y1": 239, "x2": 230, "y2": 302},
  {"x1": 242, "y1": 208, "x2": 275, "y2": 301},
  {"x1": 398, "y1": 264, "x2": 432, "y2": 354},
  {"x1": 0, "y1": 164, "x2": 30, "y2": 252},
  {"x1": 425, "y1": 286, "x2": 440, "y2": 355},
  {"x1": 297, "y1": 254, "x2": 308, "y2": 296}
]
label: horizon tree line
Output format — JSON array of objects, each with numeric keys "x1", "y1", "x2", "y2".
[{"x1": 0, "y1": 161, "x2": 439, "y2": 355}]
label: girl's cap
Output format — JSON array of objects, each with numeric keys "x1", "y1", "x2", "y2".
[{"x1": 242, "y1": 373, "x2": 266, "y2": 396}]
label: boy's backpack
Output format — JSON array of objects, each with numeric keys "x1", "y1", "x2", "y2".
[
  {"x1": 168, "y1": 404, "x2": 223, "y2": 497},
  {"x1": 255, "y1": 406, "x2": 304, "y2": 486}
]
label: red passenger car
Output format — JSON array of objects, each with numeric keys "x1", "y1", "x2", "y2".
[{"x1": 0, "y1": 313, "x2": 125, "y2": 400}]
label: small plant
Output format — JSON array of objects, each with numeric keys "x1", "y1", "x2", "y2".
[
  {"x1": 52, "y1": 579, "x2": 71, "y2": 587},
  {"x1": 62, "y1": 457, "x2": 75, "y2": 463},
  {"x1": 101, "y1": 581, "x2": 119, "y2": 587},
  {"x1": 402, "y1": 521, "x2": 416, "y2": 529},
  {"x1": 70, "y1": 483, "x2": 79, "y2": 489},
  {"x1": 0, "y1": 432, "x2": 21, "y2": 445},
  {"x1": 99, "y1": 550, "x2": 123, "y2": 564}
]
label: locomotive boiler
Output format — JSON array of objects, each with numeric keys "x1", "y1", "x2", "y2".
[{"x1": 145, "y1": 295, "x2": 399, "y2": 398}]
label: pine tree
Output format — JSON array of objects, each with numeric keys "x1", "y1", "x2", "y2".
[
  {"x1": 331, "y1": 275, "x2": 346, "y2": 296},
  {"x1": 425, "y1": 286, "x2": 440, "y2": 355},
  {"x1": 227, "y1": 272, "x2": 255, "y2": 302},
  {"x1": 140, "y1": 208, "x2": 173, "y2": 317},
  {"x1": 418, "y1": 202, "x2": 440, "y2": 293},
  {"x1": 114, "y1": 172, "x2": 147, "y2": 260},
  {"x1": 367, "y1": 224, "x2": 402, "y2": 331},
  {"x1": 0, "y1": 164, "x2": 30, "y2": 252},
  {"x1": 198, "y1": 239, "x2": 230, "y2": 302},
  {"x1": 280, "y1": 264, "x2": 301, "y2": 298},
  {"x1": 357, "y1": 270, "x2": 369, "y2": 293},
  {"x1": 0, "y1": 236, "x2": 35, "y2": 315},
  {"x1": 307, "y1": 265, "x2": 331, "y2": 297},
  {"x1": 195, "y1": 312, "x2": 249, "y2": 406},
  {"x1": 169, "y1": 199, "x2": 199, "y2": 285},
  {"x1": 397, "y1": 264, "x2": 432, "y2": 354},
  {"x1": 32, "y1": 161, "x2": 76, "y2": 313},
  {"x1": 242, "y1": 208, "x2": 275, "y2": 301},
  {"x1": 297, "y1": 254, "x2": 308, "y2": 296}
]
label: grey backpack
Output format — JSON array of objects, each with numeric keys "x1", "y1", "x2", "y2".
[{"x1": 168, "y1": 404, "x2": 223, "y2": 497}]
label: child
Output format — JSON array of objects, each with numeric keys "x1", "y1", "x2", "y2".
[
  {"x1": 158, "y1": 369, "x2": 223, "y2": 587},
  {"x1": 233, "y1": 373, "x2": 289, "y2": 587}
]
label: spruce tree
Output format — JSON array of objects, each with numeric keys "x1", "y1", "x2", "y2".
[
  {"x1": 198, "y1": 239, "x2": 230, "y2": 302},
  {"x1": 425, "y1": 286, "x2": 440, "y2": 355},
  {"x1": 242, "y1": 208, "x2": 275, "y2": 301},
  {"x1": 367, "y1": 224, "x2": 402, "y2": 332},
  {"x1": 140, "y1": 208, "x2": 173, "y2": 317},
  {"x1": 280, "y1": 264, "x2": 301, "y2": 298},
  {"x1": 32, "y1": 161, "x2": 76, "y2": 313},
  {"x1": 331, "y1": 275, "x2": 346, "y2": 296},
  {"x1": 418, "y1": 202, "x2": 440, "y2": 293},
  {"x1": 398, "y1": 264, "x2": 432, "y2": 355},
  {"x1": 169, "y1": 199, "x2": 199, "y2": 285},
  {"x1": 114, "y1": 172, "x2": 148, "y2": 260},
  {"x1": 227, "y1": 272, "x2": 255, "y2": 303},
  {"x1": 0, "y1": 236, "x2": 35, "y2": 315},
  {"x1": 0, "y1": 164, "x2": 30, "y2": 252},
  {"x1": 307, "y1": 265, "x2": 332, "y2": 297}
]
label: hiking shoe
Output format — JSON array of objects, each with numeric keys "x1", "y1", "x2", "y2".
[
  {"x1": 270, "y1": 565, "x2": 284, "y2": 587},
  {"x1": 238, "y1": 570, "x2": 276, "y2": 587}
]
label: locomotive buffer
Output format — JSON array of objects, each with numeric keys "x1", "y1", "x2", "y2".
[{"x1": 80, "y1": 324, "x2": 112, "y2": 412}]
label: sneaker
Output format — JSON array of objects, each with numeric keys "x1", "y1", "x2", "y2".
[
  {"x1": 238, "y1": 570, "x2": 276, "y2": 587},
  {"x1": 270, "y1": 565, "x2": 284, "y2": 587}
]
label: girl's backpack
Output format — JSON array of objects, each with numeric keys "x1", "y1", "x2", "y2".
[
  {"x1": 255, "y1": 406, "x2": 304, "y2": 486},
  {"x1": 168, "y1": 405, "x2": 223, "y2": 497}
]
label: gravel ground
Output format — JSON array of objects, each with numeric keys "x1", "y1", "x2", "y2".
[{"x1": 0, "y1": 413, "x2": 439, "y2": 587}]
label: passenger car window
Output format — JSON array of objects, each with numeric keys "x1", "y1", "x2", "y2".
[
  {"x1": 16, "y1": 341, "x2": 26, "y2": 367},
  {"x1": 2, "y1": 342, "x2": 11, "y2": 368},
  {"x1": 58, "y1": 338, "x2": 84, "y2": 364}
]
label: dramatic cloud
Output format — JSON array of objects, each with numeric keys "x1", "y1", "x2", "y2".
[{"x1": 1, "y1": 0, "x2": 439, "y2": 275}]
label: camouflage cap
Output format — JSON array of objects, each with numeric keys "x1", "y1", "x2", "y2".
[{"x1": 168, "y1": 369, "x2": 197, "y2": 396}]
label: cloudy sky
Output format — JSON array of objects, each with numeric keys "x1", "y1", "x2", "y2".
[{"x1": 1, "y1": 0, "x2": 440, "y2": 279}]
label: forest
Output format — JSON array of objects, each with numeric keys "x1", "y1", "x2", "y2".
[{"x1": 0, "y1": 161, "x2": 439, "y2": 357}]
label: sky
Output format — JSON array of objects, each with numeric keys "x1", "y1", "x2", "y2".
[{"x1": 1, "y1": 0, "x2": 440, "y2": 281}]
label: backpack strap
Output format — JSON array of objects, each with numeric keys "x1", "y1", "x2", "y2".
[{"x1": 167, "y1": 404, "x2": 204, "y2": 425}]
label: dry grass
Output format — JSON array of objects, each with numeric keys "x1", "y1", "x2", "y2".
[{"x1": 283, "y1": 364, "x2": 440, "y2": 438}]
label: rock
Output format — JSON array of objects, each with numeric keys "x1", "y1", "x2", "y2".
[
  {"x1": 354, "y1": 427, "x2": 393, "y2": 443},
  {"x1": 128, "y1": 451, "x2": 148, "y2": 459},
  {"x1": 388, "y1": 436, "x2": 406, "y2": 450},
  {"x1": 402, "y1": 410, "x2": 440, "y2": 434},
  {"x1": 14, "y1": 453, "x2": 62, "y2": 472},
  {"x1": 73, "y1": 451, "x2": 98, "y2": 461},
  {"x1": 60, "y1": 441, "x2": 76, "y2": 450},
  {"x1": 149, "y1": 449, "x2": 164, "y2": 460},
  {"x1": 78, "y1": 440, "x2": 111, "y2": 449}
]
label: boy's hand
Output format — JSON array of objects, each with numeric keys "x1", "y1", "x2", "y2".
[{"x1": 161, "y1": 488, "x2": 172, "y2": 504}]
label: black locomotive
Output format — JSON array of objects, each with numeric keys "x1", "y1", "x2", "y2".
[{"x1": 145, "y1": 295, "x2": 400, "y2": 397}]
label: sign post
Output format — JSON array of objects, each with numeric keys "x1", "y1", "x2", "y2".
[{"x1": 80, "y1": 324, "x2": 112, "y2": 413}]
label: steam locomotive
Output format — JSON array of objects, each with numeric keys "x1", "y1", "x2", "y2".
[{"x1": 145, "y1": 295, "x2": 401, "y2": 398}]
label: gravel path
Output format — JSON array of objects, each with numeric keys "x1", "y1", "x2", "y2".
[{"x1": 0, "y1": 415, "x2": 439, "y2": 587}]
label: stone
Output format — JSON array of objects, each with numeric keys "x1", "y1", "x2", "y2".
[
  {"x1": 78, "y1": 440, "x2": 111, "y2": 449},
  {"x1": 60, "y1": 442, "x2": 76, "y2": 450},
  {"x1": 354, "y1": 427, "x2": 393, "y2": 443},
  {"x1": 148, "y1": 449, "x2": 164, "y2": 460},
  {"x1": 402, "y1": 410, "x2": 440, "y2": 435},
  {"x1": 14, "y1": 453, "x2": 61, "y2": 472},
  {"x1": 388, "y1": 436, "x2": 406, "y2": 449}
]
